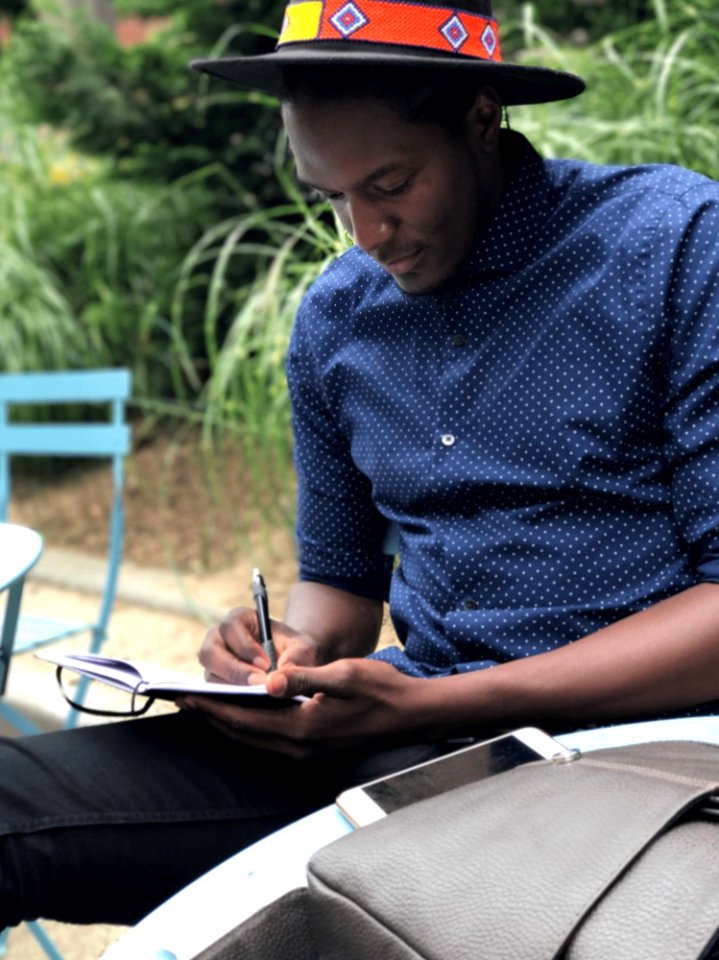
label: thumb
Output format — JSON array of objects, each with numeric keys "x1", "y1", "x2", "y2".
[{"x1": 266, "y1": 663, "x2": 352, "y2": 700}]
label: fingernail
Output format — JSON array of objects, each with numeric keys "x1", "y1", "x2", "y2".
[
  {"x1": 268, "y1": 673, "x2": 288, "y2": 696},
  {"x1": 252, "y1": 655, "x2": 269, "y2": 669}
]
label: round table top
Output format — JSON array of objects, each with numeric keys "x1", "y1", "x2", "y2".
[
  {"x1": 0, "y1": 522, "x2": 43, "y2": 591},
  {"x1": 103, "y1": 714, "x2": 719, "y2": 960}
]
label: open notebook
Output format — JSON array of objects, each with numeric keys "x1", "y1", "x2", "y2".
[{"x1": 37, "y1": 650, "x2": 302, "y2": 713}]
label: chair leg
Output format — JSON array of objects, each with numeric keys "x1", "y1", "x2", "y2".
[
  {"x1": 0, "y1": 701, "x2": 43, "y2": 737},
  {"x1": 27, "y1": 921, "x2": 65, "y2": 960},
  {"x1": 0, "y1": 922, "x2": 65, "y2": 960}
]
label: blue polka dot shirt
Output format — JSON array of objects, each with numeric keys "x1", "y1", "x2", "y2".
[{"x1": 286, "y1": 131, "x2": 719, "y2": 683}]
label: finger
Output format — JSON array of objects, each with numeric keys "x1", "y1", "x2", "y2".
[
  {"x1": 200, "y1": 619, "x2": 269, "y2": 683},
  {"x1": 266, "y1": 662, "x2": 357, "y2": 700},
  {"x1": 203, "y1": 669, "x2": 268, "y2": 686},
  {"x1": 277, "y1": 635, "x2": 319, "y2": 669},
  {"x1": 219, "y1": 615, "x2": 267, "y2": 663},
  {"x1": 202, "y1": 648, "x2": 268, "y2": 686}
]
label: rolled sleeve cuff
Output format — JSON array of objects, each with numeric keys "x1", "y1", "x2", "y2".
[
  {"x1": 298, "y1": 568, "x2": 393, "y2": 602},
  {"x1": 695, "y1": 549, "x2": 719, "y2": 583}
]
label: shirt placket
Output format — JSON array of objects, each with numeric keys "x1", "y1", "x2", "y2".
[{"x1": 429, "y1": 290, "x2": 485, "y2": 617}]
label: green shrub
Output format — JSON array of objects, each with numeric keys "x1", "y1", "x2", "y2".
[
  {"x1": 508, "y1": 0, "x2": 719, "y2": 178},
  {"x1": 1, "y1": 1, "x2": 285, "y2": 197},
  {"x1": 0, "y1": 98, "x2": 218, "y2": 398}
]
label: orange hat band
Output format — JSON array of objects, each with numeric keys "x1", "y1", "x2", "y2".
[{"x1": 278, "y1": 1, "x2": 502, "y2": 62}]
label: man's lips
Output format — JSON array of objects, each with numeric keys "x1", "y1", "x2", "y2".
[{"x1": 380, "y1": 249, "x2": 423, "y2": 276}]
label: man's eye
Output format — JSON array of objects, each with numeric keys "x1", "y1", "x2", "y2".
[
  {"x1": 305, "y1": 187, "x2": 344, "y2": 203},
  {"x1": 313, "y1": 190, "x2": 345, "y2": 203},
  {"x1": 379, "y1": 179, "x2": 411, "y2": 197}
]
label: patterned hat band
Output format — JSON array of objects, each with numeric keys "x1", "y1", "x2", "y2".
[{"x1": 278, "y1": 0, "x2": 502, "y2": 62}]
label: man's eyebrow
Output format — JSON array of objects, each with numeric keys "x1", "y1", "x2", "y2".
[{"x1": 297, "y1": 162, "x2": 407, "y2": 195}]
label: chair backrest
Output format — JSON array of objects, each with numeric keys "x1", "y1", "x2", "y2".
[
  {"x1": 0, "y1": 369, "x2": 132, "y2": 632},
  {"x1": 0, "y1": 368, "x2": 131, "y2": 520}
]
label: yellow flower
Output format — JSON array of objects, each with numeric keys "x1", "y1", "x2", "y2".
[
  {"x1": 48, "y1": 164, "x2": 75, "y2": 186},
  {"x1": 47, "y1": 152, "x2": 97, "y2": 186}
]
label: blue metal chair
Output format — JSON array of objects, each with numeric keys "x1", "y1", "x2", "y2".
[{"x1": 0, "y1": 368, "x2": 132, "y2": 735}]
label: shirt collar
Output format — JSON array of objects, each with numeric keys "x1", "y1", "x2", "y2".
[{"x1": 456, "y1": 130, "x2": 552, "y2": 281}]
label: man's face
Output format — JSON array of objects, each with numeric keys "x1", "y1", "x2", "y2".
[{"x1": 283, "y1": 95, "x2": 502, "y2": 294}]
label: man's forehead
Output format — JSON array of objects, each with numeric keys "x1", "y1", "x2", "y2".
[
  {"x1": 282, "y1": 93, "x2": 404, "y2": 127},
  {"x1": 283, "y1": 98, "x2": 421, "y2": 182}
]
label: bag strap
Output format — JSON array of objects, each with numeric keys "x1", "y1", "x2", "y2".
[
  {"x1": 308, "y1": 740, "x2": 719, "y2": 960},
  {"x1": 565, "y1": 818, "x2": 719, "y2": 960}
]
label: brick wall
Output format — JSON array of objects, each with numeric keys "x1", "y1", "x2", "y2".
[
  {"x1": 0, "y1": 14, "x2": 171, "y2": 48},
  {"x1": 115, "y1": 15, "x2": 170, "y2": 47}
]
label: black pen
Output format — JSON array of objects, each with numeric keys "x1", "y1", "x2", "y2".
[{"x1": 251, "y1": 567, "x2": 277, "y2": 672}]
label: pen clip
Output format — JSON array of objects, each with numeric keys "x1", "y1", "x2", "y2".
[{"x1": 251, "y1": 567, "x2": 265, "y2": 598}]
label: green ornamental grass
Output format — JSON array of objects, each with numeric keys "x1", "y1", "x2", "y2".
[{"x1": 510, "y1": 0, "x2": 719, "y2": 178}]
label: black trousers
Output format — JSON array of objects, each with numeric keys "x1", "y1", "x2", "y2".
[{"x1": 0, "y1": 711, "x2": 440, "y2": 928}]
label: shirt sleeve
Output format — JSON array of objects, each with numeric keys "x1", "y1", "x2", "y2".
[
  {"x1": 663, "y1": 185, "x2": 719, "y2": 582},
  {"x1": 286, "y1": 303, "x2": 394, "y2": 602}
]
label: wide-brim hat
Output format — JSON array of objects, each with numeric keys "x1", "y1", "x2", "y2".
[{"x1": 191, "y1": 0, "x2": 585, "y2": 106}]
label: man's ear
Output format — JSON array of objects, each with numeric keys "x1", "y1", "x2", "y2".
[{"x1": 465, "y1": 87, "x2": 503, "y2": 153}]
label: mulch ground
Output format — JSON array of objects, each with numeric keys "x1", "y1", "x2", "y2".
[{"x1": 10, "y1": 428, "x2": 295, "y2": 574}]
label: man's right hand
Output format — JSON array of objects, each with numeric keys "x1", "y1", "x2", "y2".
[{"x1": 199, "y1": 607, "x2": 320, "y2": 686}]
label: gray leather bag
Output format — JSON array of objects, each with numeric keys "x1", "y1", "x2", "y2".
[{"x1": 196, "y1": 740, "x2": 719, "y2": 960}]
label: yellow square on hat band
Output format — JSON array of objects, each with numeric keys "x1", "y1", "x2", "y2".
[{"x1": 279, "y1": 1, "x2": 323, "y2": 44}]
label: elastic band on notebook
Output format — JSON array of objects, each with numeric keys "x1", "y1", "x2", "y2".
[{"x1": 55, "y1": 665, "x2": 156, "y2": 717}]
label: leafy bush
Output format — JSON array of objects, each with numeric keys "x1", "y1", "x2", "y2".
[
  {"x1": 0, "y1": 0, "x2": 297, "y2": 405},
  {"x1": 2, "y1": 0, "x2": 286, "y2": 198},
  {"x1": 498, "y1": 0, "x2": 653, "y2": 47},
  {"x1": 508, "y1": 0, "x2": 719, "y2": 178},
  {"x1": 0, "y1": 94, "x2": 219, "y2": 398}
]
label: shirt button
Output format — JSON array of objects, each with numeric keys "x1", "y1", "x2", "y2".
[
  {"x1": 441, "y1": 434, "x2": 456, "y2": 447},
  {"x1": 463, "y1": 599, "x2": 478, "y2": 611},
  {"x1": 452, "y1": 334, "x2": 466, "y2": 347}
]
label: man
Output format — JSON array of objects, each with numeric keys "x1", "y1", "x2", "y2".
[{"x1": 2, "y1": 0, "x2": 719, "y2": 931}]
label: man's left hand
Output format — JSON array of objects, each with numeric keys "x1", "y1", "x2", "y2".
[{"x1": 178, "y1": 659, "x2": 429, "y2": 758}]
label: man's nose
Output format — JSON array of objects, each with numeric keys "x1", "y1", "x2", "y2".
[{"x1": 347, "y1": 197, "x2": 396, "y2": 254}]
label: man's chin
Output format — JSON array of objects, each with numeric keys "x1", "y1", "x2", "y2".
[{"x1": 393, "y1": 269, "x2": 452, "y2": 295}]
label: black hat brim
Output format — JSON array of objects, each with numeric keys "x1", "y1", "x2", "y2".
[{"x1": 191, "y1": 43, "x2": 585, "y2": 106}]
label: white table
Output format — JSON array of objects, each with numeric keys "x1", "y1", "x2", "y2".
[
  {"x1": 0, "y1": 522, "x2": 43, "y2": 695},
  {"x1": 103, "y1": 714, "x2": 719, "y2": 960},
  {"x1": 0, "y1": 521, "x2": 43, "y2": 591}
]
